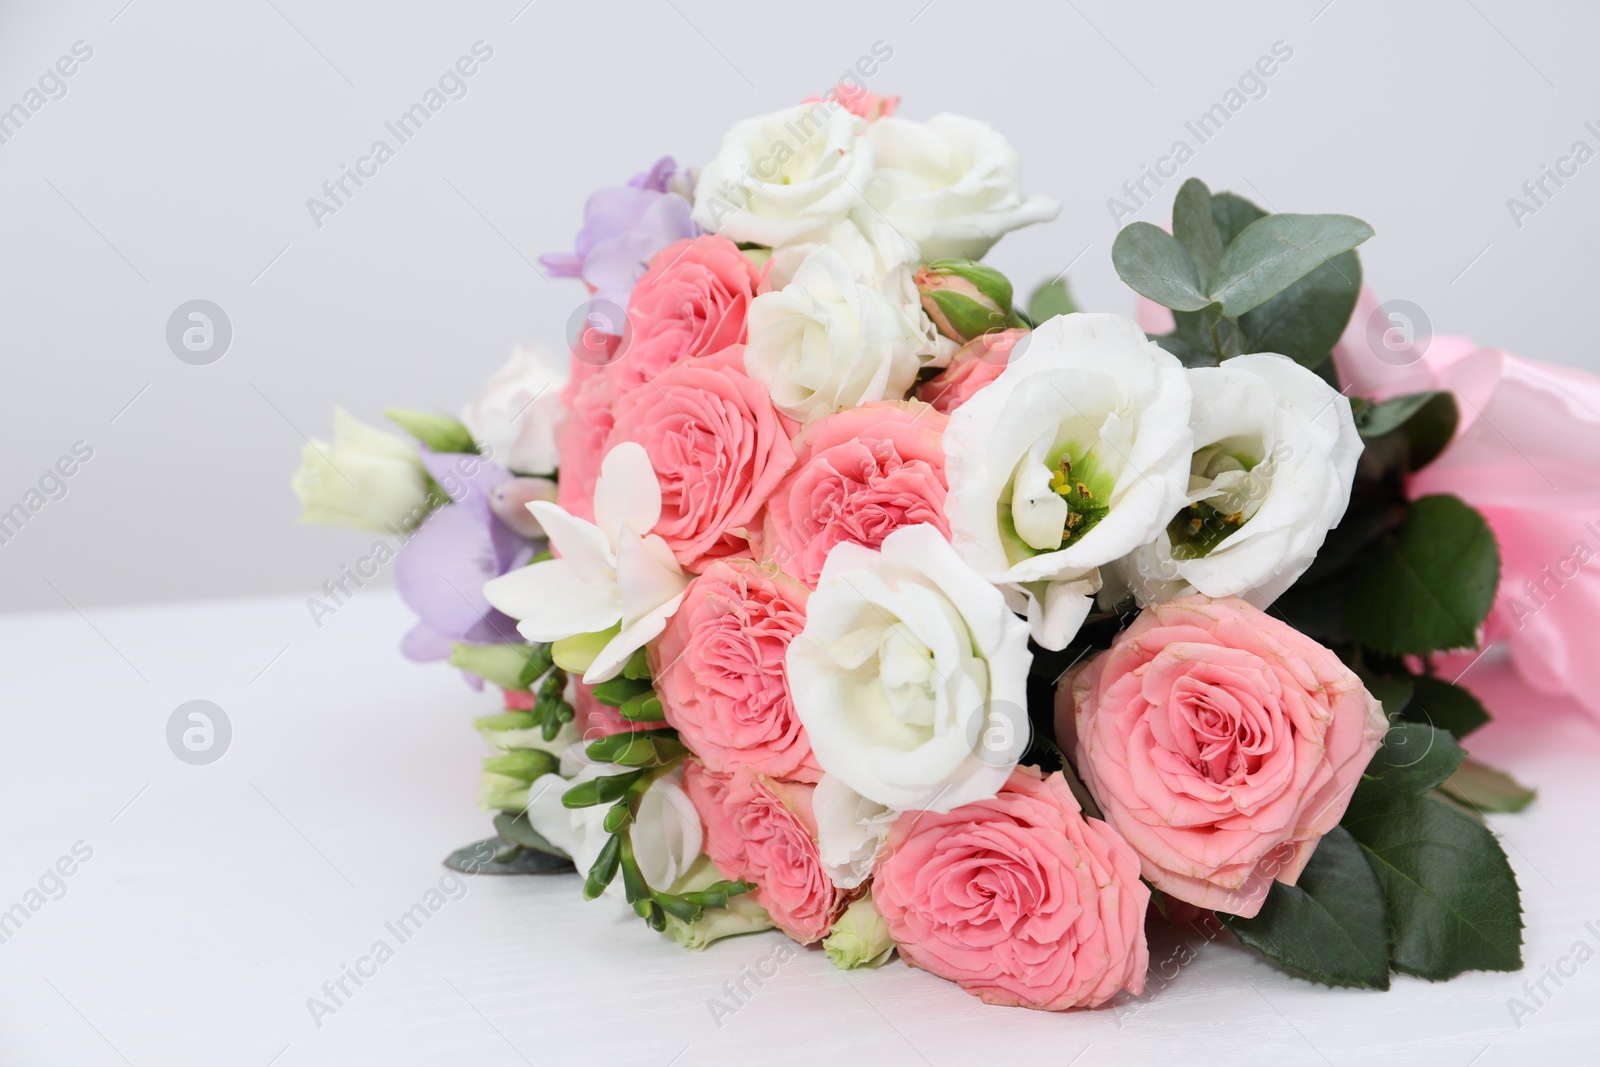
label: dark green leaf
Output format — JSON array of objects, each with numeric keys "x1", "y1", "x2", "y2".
[
  {"x1": 1356, "y1": 391, "x2": 1446, "y2": 439},
  {"x1": 444, "y1": 836, "x2": 574, "y2": 875},
  {"x1": 1271, "y1": 582, "x2": 1349, "y2": 644},
  {"x1": 1342, "y1": 789, "x2": 1523, "y2": 978},
  {"x1": 1172, "y1": 178, "x2": 1224, "y2": 289},
  {"x1": 1438, "y1": 757, "x2": 1536, "y2": 813},
  {"x1": 1027, "y1": 277, "x2": 1079, "y2": 324},
  {"x1": 1210, "y1": 192, "x2": 1266, "y2": 245},
  {"x1": 1150, "y1": 332, "x2": 1219, "y2": 368},
  {"x1": 1345, "y1": 495, "x2": 1500, "y2": 656},
  {"x1": 1112, "y1": 222, "x2": 1211, "y2": 311},
  {"x1": 1223, "y1": 827, "x2": 1390, "y2": 989},
  {"x1": 1399, "y1": 676, "x2": 1491, "y2": 738},
  {"x1": 1363, "y1": 721, "x2": 1466, "y2": 796},
  {"x1": 1362, "y1": 673, "x2": 1415, "y2": 721},
  {"x1": 1210, "y1": 214, "x2": 1375, "y2": 317},
  {"x1": 1236, "y1": 251, "x2": 1362, "y2": 369},
  {"x1": 492, "y1": 812, "x2": 571, "y2": 858}
]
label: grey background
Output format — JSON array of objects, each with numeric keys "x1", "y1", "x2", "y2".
[{"x1": 1, "y1": 0, "x2": 1595, "y2": 614}]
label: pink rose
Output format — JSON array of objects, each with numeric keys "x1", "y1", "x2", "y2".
[
  {"x1": 763, "y1": 401, "x2": 949, "y2": 587},
  {"x1": 683, "y1": 762, "x2": 849, "y2": 943},
  {"x1": 606, "y1": 346, "x2": 795, "y2": 571},
  {"x1": 915, "y1": 329, "x2": 1025, "y2": 414},
  {"x1": 652, "y1": 559, "x2": 820, "y2": 781},
  {"x1": 1332, "y1": 288, "x2": 1600, "y2": 721},
  {"x1": 872, "y1": 765, "x2": 1149, "y2": 1011},
  {"x1": 554, "y1": 370, "x2": 614, "y2": 523},
  {"x1": 609, "y1": 235, "x2": 766, "y2": 400},
  {"x1": 1062, "y1": 595, "x2": 1385, "y2": 918}
]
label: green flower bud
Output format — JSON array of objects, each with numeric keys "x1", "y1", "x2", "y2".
[
  {"x1": 552, "y1": 625, "x2": 620, "y2": 674},
  {"x1": 915, "y1": 260, "x2": 1023, "y2": 344},
  {"x1": 822, "y1": 897, "x2": 896, "y2": 970},
  {"x1": 482, "y1": 748, "x2": 559, "y2": 782},
  {"x1": 384, "y1": 408, "x2": 479, "y2": 454},
  {"x1": 449, "y1": 642, "x2": 553, "y2": 691},
  {"x1": 661, "y1": 858, "x2": 773, "y2": 949},
  {"x1": 478, "y1": 771, "x2": 531, "y2": 812}
]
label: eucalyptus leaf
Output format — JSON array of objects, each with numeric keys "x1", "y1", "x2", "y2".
[
  {"x1": 1210, "y1": 214, "x2": 1375, "y2": 317},
  {"x1": 1172, "y1": 178, "x2": 1224, "y2": 289},
  {"x1": 1236, "y1": 251, "x2": 1362, "y2": 368},
  {"x1": 1150, "y1": 332, "x2": 1220, "y2": 368},
  {"x1": 1345, "y1": 495, "x2": 1500, "y2": 656},
  {"x1": 1210, "y1": 191, "x2": 1266, "y2": 245},
  {"x1": 444, "y1": 837, "x2": 574, "y2": 875},
  {"x1": 1222, "y1": 827, "x2": 1390, "y2": 989},
  {"x1": 493, "y1": 812, "x2": 571, "y2": 858},
  {"x1": 1027, "y1": 277, "x2": 1079, "y2": 324},
  {"x1": 1111, "y1": 222, "x2": 1211, "y2": 311}
]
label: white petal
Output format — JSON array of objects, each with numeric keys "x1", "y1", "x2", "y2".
[
  {"x1": 593, "y1": 441, "x2": 661, "y2": 543},
  {"x1": 483, "y1": 559, "x2": 621, "y2": 641}
]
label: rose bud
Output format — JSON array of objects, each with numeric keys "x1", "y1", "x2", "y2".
[
  {"x1": 489, "y1": 476, "x2": 559, "y2": 539},
  {"x1": 915, "y1": 259, "x2": 1025, "y2": 344}
]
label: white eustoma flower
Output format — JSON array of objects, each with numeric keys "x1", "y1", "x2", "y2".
[
  {"x1": 292, "y1": 408, "x2": 432, "y2": 533},
  {"x1": 943, "y1": 314, "x2": 1194, "y2": 650},
  {"x1": 1109, "y1": 353, "x2": 1363, "y2": 608},
  {"x1": 864, "y1": 114, "x2": 1060, "y2": 262},
  {"x1": 691, "y1": 103, "x2": 873, "y2": 248},
  {"x1": 744, "y1": 244, "x2": 923, "y2": 423},
  {"x1": 483, "y1": 442, "x2": 688, "y2": 683},
  {"x1": 463, "y1": 344, "x2": 570, "y2": 475},
  {"x1": 787, "y1": 523, "x2": 1033, "y2": 813},
  {"x1": 812, "y1": 774, "x2": 896, "y2": 889},
  {"x1": 524, "y1": 760, "x2": 703, "y2": 903}
]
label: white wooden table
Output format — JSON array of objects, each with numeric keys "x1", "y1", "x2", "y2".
[{"x1": 2, "y1": 591, "x2": 1597, "y2": 1066}]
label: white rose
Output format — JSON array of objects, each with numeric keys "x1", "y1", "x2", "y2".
[
  {"x1": 864, "y1": 114, "x2": 1060, "y2": 262},
  {"x1": 524, "y1": 761, "x2": 703, "y2": 904},
  {"x1": 463, "y1": 344, "x2": 569, "y2": 475},
  {"x1": 811, "y1": 774, "x2": 896, "y2": 889},
  {"x1": 786, "y1": 524, "x2": 1033, "y2": 813},
  {"x1": 1110, "y1": 353, "x2": 1363, "y2": 608},
  {"x1": 744, "y1": 244, "x2": 923, "y2": 422},
  {"x1": 691, "y1": 103, "x2": 873, "y2": 248},
  {"x1": 942, "y1": 314, "x2": 1194, "y2": 649},
  {"x1": 291, "y1": 408, "x2": 433, "y2": 533}
]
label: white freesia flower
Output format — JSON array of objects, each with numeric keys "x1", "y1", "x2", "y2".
[
  {"x1": 864, "y1": 114, "x2": 1060, "y2": 262},
  {"x1": 812, "y1": 774, "x2": 896, "y2": 889},
  {"x1": 524, "y1": 760, "x2": 703, "y2": 904},
  {"x1": 787, "y1": 524, "x2": 1033, "y2": 813},
  {"x1": 691, "y1": 103, "x2": 873, "y2": 248},
  {"x1": 943, "y1": 314, "x2": 1194, "y2": 650},
  {"x1": 744, "y1": 244, "x2": 923, "y2": 422},
  {"x1": 1110, "y1": 354, "x2": 1363, "y2": 608},
  {"x1": 463, "y1": 344, "x2": 569, "y2": 475},
  {"x1": 292, "y1": 408, "x2": 432, "y2": 533},
  {"x1": 482, "y1": 442, "x2": 688, "y2": 683}
]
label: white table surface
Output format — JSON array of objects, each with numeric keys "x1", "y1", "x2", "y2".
[{"x1": 2, "y1": 590, "x2": 1598, "y2": 1067}]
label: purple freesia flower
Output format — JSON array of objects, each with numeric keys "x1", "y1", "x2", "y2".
[
  {"x1": 540, "y1": 156, "x2": 698, "y2": 323},
  {"x1": 396, "y1": 449, "x2": 537, "y2": 682}
]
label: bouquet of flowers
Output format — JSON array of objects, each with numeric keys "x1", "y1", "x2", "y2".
[{"x1": 291, "y1": 82, "x2": 1599, "y2": 1011}]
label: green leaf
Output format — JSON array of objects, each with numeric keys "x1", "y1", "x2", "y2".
[
  {"x1": 492, "y1": 813, "x2": 571, "y2": 859},
  {"x1": 1355, "y1": 392, "x2": 1459, "y2": 473},
  {"x1": 1210, "y1": 214, "x2": 1375, "y2": 317},
  {"x1": 1363, "y1": 673, "x2": 1415, "y2": 721},
  {"x1": 1439, "y1": 757, "x2": 1537, "y2": 813},
  {"x1": 444, "y1": 836, "x2": 574, "y2": 875},
  {"x1": 1209, "y1": 191, "x2": 1266, "y2": 245},
  {"x1": 1236, "y1": 251, "x2": 1362, "y2": 369},
  {"x1": 1222, "y1": 827, "x2": 1390, "y2": 989},
  {"x1": 1172, "y1": 178, "x2": 1224, "y2": 290},
  {"x1": 1027, "y1": 277, "x2": 1079, "y2": 324},
  {"x1": 1342, "y1": 789, "x2": 1523, "y2": 978},
  {"x1": 1111, "y1": 222, "x2": 1211, "y2": 312},
  {"x1": 1399, "y1": 676, "x2": 1491, "y2": 738},
  {"x1": 1345, "y1": 495, "x2": 1500, "y2": 656},
  {"x1": 1150, "y1": 332, "x2": 1220, "y2": 368},
  {"x1": 385, "y1": 408, "x2": 478, "y2": 453},
  {"x1": 1363, "y1": 721, "x2": 1466, "y2": 796},
  {"x1": 1356, "y1": 391, "x2": 1445, "y2": 438}
]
